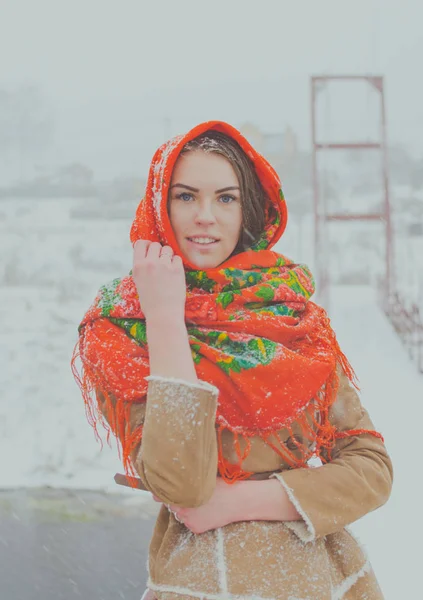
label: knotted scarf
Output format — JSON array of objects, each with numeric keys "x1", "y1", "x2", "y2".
[{"x1": 72, "y1": 121, "x2": 382, "y2": 485}]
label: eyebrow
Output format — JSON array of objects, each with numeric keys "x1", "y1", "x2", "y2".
[{"x1": 170, "y1": 183, "x2": 240, "y2": 193}]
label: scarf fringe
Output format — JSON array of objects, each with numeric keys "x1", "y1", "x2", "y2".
[
  {"x1": 71, "y1": 340, "x2": 142, "y2": 485},
  {"x1": 214, "y1": 350, "x2": 381, "y2": 484},
  {"x1": 72, "y1": 329, "x2": 382, "y2": 488}
]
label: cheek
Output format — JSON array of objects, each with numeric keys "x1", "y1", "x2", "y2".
[{"x1": 228, "y1": 211, "x2": 243, "y2": 240}]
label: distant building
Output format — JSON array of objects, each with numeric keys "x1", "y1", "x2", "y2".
[{"x1": 239, "y1": 122, "x2": 298, "y2": 174}]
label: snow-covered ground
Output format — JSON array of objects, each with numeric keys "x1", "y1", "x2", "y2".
[
  {"x1": 0, "y1": 196, "x2": 134, "y2": 493},
  {"x1": 328, "y1": 285, "x2": 422, "y2": 600},
  {"x1": 1, "y1": 196, "x2": 422, "y2": 598}
]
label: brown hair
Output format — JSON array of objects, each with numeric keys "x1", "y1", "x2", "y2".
[{"x1": 169, "y1": 130, "x2": 276, "y2": 255}]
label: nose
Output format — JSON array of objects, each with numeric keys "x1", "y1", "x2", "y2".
[{"x1": 194, "y1": 200, "x2": 217, "y2": 225}]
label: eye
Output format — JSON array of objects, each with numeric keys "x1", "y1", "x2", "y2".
[
  {"x1": 176, "y1": 192, "x2": 194, "y2": 202},
  {"x1": 219, "y1": 194, "x2": 236, "y2": 204}
]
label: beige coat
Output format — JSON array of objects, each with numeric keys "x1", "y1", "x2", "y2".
[{"x1": 99, "y1": 371, "x2": 393, "y2": 600}]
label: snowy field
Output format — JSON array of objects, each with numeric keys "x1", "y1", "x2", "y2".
[
  {"x1": 0, "y1": 197, "x2": 133, "y2": 492},
  {"x1": 1, "y1": 196, "x2": 422, "y2": 598}
]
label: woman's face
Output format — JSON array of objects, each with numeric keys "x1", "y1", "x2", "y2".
[{"x1": 168, "y1": 150, "x2": 243, "y2": 269}]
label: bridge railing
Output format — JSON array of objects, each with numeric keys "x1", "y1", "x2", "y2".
[{"x1": 380, "y1": 289, "x2": 423, "y2": 374}]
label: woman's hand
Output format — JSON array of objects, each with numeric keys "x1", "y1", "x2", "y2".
[
  {"x1": 160, "y1": 477, "x2": 240, "y2": 534},
  {"x1": 132, "y1": 240, "x2": 186, "y2": 321},
  {"x1": 152, "y1": 477, "x2": 302, "y2": 534}
]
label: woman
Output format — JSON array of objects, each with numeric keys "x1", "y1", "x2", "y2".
[{"x1": 72, "y1": 121, "x2": 393, "y2": 600}]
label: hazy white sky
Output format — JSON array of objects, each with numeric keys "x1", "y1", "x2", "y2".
[{"x1": 1, "y1": 0, "x2": 422, "y2": 178}]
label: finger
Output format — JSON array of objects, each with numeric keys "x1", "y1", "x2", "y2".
[
  {"x1": 133, "y1": 239, "x2": 151, "y2": 260},
  {"x1": 167, "y1": 504, "x2": 182, "y2": 517},
  {"x1": 172, "y1": 511, "x2": 184, "y2": 524},
  {"x1": 171, "y1": 254, "x2": 183, "y2": 267},
  {"x1": 159, "y1": 244, "x2": 174, "y2": 257},
  {"x1": 159, "y1": 245, "x2": 174, "y2": 265},
  {"x1": 146, "y1": 242, "x2": 162, "y2": 261}
]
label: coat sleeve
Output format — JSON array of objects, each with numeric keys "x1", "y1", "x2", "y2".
[
  {"x1": 98, "y1": 376, "x2": 219, "y2": 509},
  {"x1": 271, "y1": 370, "x2": 394, "y2": 543}
]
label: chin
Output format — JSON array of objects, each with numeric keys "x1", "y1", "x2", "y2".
[
  {"x1": 190, "y1": 256, "x2": 221, "y2": 270},
  {"x1": 179, "y1": 241, "x2": 235, "y2": 269}
]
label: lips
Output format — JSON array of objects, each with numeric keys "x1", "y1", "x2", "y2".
[
  {"x1": 187, "y1": 237, "x2": 220, "y2": 242},
  {"x1": 186, "y1": 237, "x2": 219, "y2": 248},
  {"x1": 187, "y1": 235, "x2": 219, "y2": 246}
]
